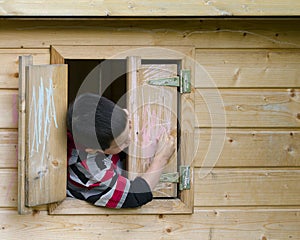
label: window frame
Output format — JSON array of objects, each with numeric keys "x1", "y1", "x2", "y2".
[{"x1": 49, "y1": 45, "x2": 195, "y2": 215}]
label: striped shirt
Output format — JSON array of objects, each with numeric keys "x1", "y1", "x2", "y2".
[{"x1": 67, "y1": 131, "x2": 153, "y2": 208}]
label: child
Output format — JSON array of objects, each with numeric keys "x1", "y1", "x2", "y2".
[{"x1": 67, "y1": 93, "x2": 175, "y2": 208}]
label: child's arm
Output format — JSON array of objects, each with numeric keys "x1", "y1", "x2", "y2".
[
  {"x1": 121, "y1": 133, "x2": 175, "y2": 208},
  {"x1": 141, "y1": 133, "x2": 175, "y2": 190}
]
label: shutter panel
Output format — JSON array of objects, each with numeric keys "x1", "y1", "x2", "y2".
[
  {"x1": 19, "y1": 56, "x2": 68, "y2": 208},
  {"x1": 127, "y1": 56, "x2": 178, "y2": 198}
]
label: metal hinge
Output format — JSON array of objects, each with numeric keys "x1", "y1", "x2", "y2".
[
  {"x1": 159, "y1": 172, "x2": 179, "y2": 183},
  {"x1": 159, "y1": 165, "x2": 191, "y2": 190},
  {"x1": 147, "y1": 69, "x2": 191, "y2": 93},
  {"x1": 179, "y1": 166, "x2": 191, "y2": 190}
]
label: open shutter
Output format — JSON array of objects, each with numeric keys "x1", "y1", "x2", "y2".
[
  {"x1": 18, "y1": 56, "x2": 67, "y2": 212},
  {"x1": 127, "y1": 56, "x2": 178, "y2": 198}
]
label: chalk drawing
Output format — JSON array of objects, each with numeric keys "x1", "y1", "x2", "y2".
[
  {"x1": 138, "y1": 82, "x2": 173, "y2": 159},
  {"x1": 29, "y1": 77, "x2": 58, "y2": 165},
  {"x1": 128, "y1": 64, "x2": 175, "y2": 177}
]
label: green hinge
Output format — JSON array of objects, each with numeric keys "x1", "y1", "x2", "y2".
[
  {"x1": 148, "y1": 76, "x2": 180, "y2": 87},
  {"x1": 159, "y1": 166, "x2": 191, "y2": 191},
  {"x1": 179, "y1": 166, "x2": 191, "y2": 191},
  {"x1": 159, "y1": 172, "x2": 179, "y2": 183},
  {"x1": 147, "y1": 69, "x2": 191, "y2": 93}
]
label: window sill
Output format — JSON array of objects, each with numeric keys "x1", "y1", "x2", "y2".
[{"x1": 49, "y1": 197, "x2": 193, "y2": 215}]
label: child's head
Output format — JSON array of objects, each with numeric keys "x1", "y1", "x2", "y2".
[{"x1": 67, "y1": 93, "x2": 131, "y2": 154}]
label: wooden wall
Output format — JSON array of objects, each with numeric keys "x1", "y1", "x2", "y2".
[
  {"x1": 1, "y1": 0, "x2": 300, "y2": 16},
  {"x1": 0, "y1": 20, "x2": 300, "y2": 239}
]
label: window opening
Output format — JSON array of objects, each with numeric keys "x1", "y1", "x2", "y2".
[{"x1": 66, "y1": 59, "x2": 180, "y2": 200}]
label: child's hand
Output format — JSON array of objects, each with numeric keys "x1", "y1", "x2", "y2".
[
  {"x1": 141, "y1": 138, "x2": 159, "y2": 159},
  {"x1": 141, "y1": 126, "x2": 165, "y2": 159},
  {"x1": 141, "y1": 132, "x2": 176, "y2": 191},
  {"x1": 154, "y1": 132, "x2": 175, "y2": 166}
]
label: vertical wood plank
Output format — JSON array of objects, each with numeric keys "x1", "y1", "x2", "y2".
[
  {"x1": 127, "y1": 57, "x2": 178, "y2": 197},
  {"x1": 179, "y1": 49, "x2": 195, "y2": 212},
  {"x1": 127, "y1": 56, "x2": 141, "y2": 181},
  {"x1": 25, "y1": 64, "x2": 67, "y2": 207},
  {"x1": 50, "y1": 46, "x2": 64, "y2": 64},
  {"x1": 141, "y1": 63, "x2": 178, "y2": 197},
  {"x1": 18, "y1": 55, "x2": 33, "y2": 214}
]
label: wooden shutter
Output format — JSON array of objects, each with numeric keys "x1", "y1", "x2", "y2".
[
  {"x1": 18, "y1": 56, "x2": 68, "y2": 211},
  {"x1": 127, "y1": 56, "x2": 178, "y2": 198}
]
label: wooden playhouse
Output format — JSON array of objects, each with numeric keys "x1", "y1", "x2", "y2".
[{"x1": 0, "y1": 1, "x2": 300, "y2": 239}]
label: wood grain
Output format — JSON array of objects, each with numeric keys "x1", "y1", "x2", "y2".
[
  {"x1": 127, "y1": 57, "x2": 178, "y2": 198},
  {"x1": 0, "y1": 169, "x2": 17, "y2": 207},
  {"x1": 1, "y1": 0, "x2": 300, "y2": 16},
  {"x1": 18, "y1": 55, "x2": 33, "y2": 215},
  {"x1": 53, "y1": 45, "x2": 195, "y2": 61},
  {"x1": 196, "y1": 49, "x2": 300, "y2": 88},
  {"x1": 25, "y1": 64, "x2": 67, "y2": 207},
  {"x1": 50, "y1": 198, "x2": 191, "y2": 215},
  {"x1": 1, "y1": 20, "x2": 300, "y2": 49},
  {"x1": 195, "y1": 89, "x2": 300, "y2": 128},
  {"x1": 0, "y1": 130, "x2": 18, "y2": 168},
  {"x1": 0, "y1": 90, "x2": 18, "y2": 128},
  {"x1": 0, "y1": 49, "x2": 49, "y2": 89},
  {"x1": 0, "y1": 208, "x2": 300, "y2": 239},
  {"x1": 195, "y1": 168, "x2": 300, "y2": 207},
  {"x1": 3, "y1": 128, "x2": 299, "y2": 169},
  {"x1": 178, "y1": 48, "x2": 195, "y2": 212},
  {"x1": 194, "y1": 129, "x2": 300, "y2": 167},
  {"x1": 3, "y1": 168, "x2": 300, "y2": 208}
]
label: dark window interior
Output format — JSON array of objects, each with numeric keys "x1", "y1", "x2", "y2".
[{"x1": 66, "y1": 59, "x2": 127, "y2": 108}]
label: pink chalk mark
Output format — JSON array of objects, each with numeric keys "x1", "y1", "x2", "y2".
[
  {"x1": 139, "y1": 104, "x2": 169, "y2": 158},
  {"x1": 12, "y1": 94, "x2": 18, "y2": 126}
]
